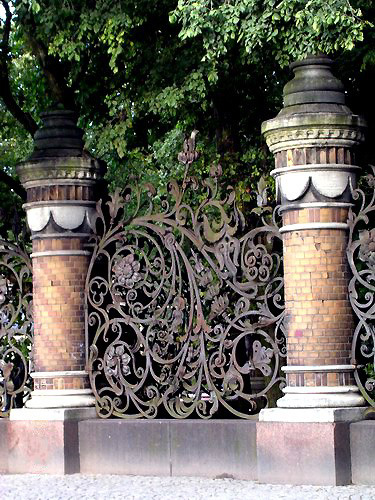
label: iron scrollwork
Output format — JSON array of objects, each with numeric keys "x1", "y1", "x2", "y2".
[
  {"x1": 86, "y1": 142, "x2": 286, "y2": 419},
  {"x1": 0, "y1": 237, "x2": 33, "y2": 417},
  {"x1": 348, "y1": 165, "x2": 375, "y2": 407}
]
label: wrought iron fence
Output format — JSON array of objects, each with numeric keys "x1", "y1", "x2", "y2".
[
  {"x1": 348, "y1": 165, "x2": 375, "y2": 407},
  {"x1": 0, "y1": 235, "x2": 33, "y2": 417},
  {"x1": 86, "y1": 138, "x2": 286, "y2": 419}
]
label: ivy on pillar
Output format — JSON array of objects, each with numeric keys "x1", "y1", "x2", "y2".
[{"x1": 16, "y1": 110, "x2": 105, "y2": 409}]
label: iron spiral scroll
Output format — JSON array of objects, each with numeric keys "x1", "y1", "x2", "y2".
[
  {"x1": 348, "y1": 165, "x2": 375, "y2": 407},
  {"x1": 0, "y1": 238, "x2": 33, "y2": 417},
  {"x1": 86, "y1": 170, "x2": 286, "y2": 419}
]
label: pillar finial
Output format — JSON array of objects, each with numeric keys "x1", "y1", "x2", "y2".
[
  {"x1": 31, "y1": 110, "x2": 84, "y2": 158},
  {"x1": 280, "y1": 55, "x2": 350, "y2": 116}
]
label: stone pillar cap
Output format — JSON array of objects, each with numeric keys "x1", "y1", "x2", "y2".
[
  {"x1": 17, "y1": 110, "x2": 106, "y2": 185},
  {"x1": 31, "y1": 110, "x2": 84, "y2": 158},
  {"x1": 261, "y1": 54, "x2": 367, "y2": 149},
  {"x1": 279, "y1": 55, "x2": 351, "y2": 116}
]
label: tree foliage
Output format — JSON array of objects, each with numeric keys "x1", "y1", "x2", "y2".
[
  {"x1": 173, "y1": 0, "x2": 369, "y2": 67},
  {"x1": 0, "y1": 0, "x2": 374, "y2": 222}
]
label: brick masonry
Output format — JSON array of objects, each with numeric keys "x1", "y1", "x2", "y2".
[
  {"x1": 283, "y1": 227, "x2": 354, "y2": 387},
  {"x1": 32, "y1": 238, "x2": 90, "y2": 390},
  {"x1": 279, "y1": 146, "x2": 355, "y2": 388},
  {"x1": 26, "y1": 184, "x2": 95, "y2": 202},
  {"x1": 274, "y1": 146, "x2": 355, "y2": 168}
]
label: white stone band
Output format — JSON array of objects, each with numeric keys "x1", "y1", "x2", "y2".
[
  {"x1": 31, "y1": 371, "x2": 89, "y2": 379},
  {"x1": 25, "y1": 204, "x2": 96, "y2": 233},
  {"x1": 279, "y1": 201, "x2": 353, "y2": 212},
  {"x1": 273, "y1": 165, "x2": 355, "y2": 201},
  {"x1": 32, "y1": 232, "x2": 90, "y2": 240},
  {"x1": 271, "y1": 163, "x2": 360, "y2": 176},
  {"x1": 31, "y1": 389, "x2": 93, "y2": 396},
  {"x1": 283, "y1": 386, "x2": 359, "y2": 394},
  {"x1": 31, "y1": 250, "x2": 91, "y2": 257},
  {"x1": 280, "y1": 222, "x2": 348, "y2": 233},
  {"x1": 23, "y1": 178, "x2": 97, "y2": 188},
  {"x1": 269, "y1": 138, "x2": 364, "y2": 153},
  {"x1": 282, "y1": 365, "x2": 356, "y2": 373},
  {"x1": 24, "y1": 200, "x2": 96, "y2": 209}
]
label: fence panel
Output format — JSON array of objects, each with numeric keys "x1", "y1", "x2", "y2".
[
  {"x1": 86, "y1": 165, "x2": 286, "y2": 419},
  {"x1": 348, "y1": 165, "x2": 375, "y2": 407},
  {"x1": 0, "y1": 235, "x2": 33, "y2": 417}
]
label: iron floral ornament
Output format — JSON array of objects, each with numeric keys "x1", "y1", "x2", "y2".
[
  {"x1": 0, "y1": 238, "x2": 33, "y2": 417},
  {"x1": 348, "y1": 165, "x2": 375, "y2": 407},
  {"x1": 113, "y1": 253, "x2": 141, "y2": 288},
  {"x1": 105, "y1": 344, "x2": 131, "y2": 379},
  {"x1": 86, "y1": 142, "x2": 286, "y2": 419},
  {"x1": 358, "y1": 229, "x2": 375, "y2": 270}
]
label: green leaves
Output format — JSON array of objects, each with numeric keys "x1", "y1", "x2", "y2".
[
  {"x1": 173, "y1": 0, "x2": 370, "y2": 67},
  {"x1": 0, "y1": 0, "x2": 374, "y2": 233}
]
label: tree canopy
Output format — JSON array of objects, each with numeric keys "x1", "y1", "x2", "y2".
[{"x1": 0, "y1": 0, "x2": 374, "y2": 235}]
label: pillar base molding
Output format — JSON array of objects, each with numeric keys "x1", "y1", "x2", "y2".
[
  {"x1": 25, "y1": 389, "x2": 95, "y2": 409},
  {"x1": 31, "y1": 370, "x2": 91, "y2": 392},
  {"x1": 277, "y1": 385, "x2": 365, "y2": 408}
]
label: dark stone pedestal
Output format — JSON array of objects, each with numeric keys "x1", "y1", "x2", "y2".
[
  {"x1": 5, "y1": 412, "x2": 371, "y2": 483},
  {"x1": 1, "y1": 408, "x2": 96, "y2": 474},
  {"x1": 0, "y1": 419, "x2": 9, "y2": 473},
  {"x1": 6, "y1": 420, "x2": 79, "y2": 474},
  {"x1": 79, "y1": 419, "x2": 258, "y2": 479},
  {"x1": 257, "y1": 421, "x2": 352, "y2": 485},
  {"x1": 350, "y1": 420, "x2": 375, "y2": 484}
]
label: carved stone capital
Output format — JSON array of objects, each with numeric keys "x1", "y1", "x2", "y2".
[
  {"x1": 262, "y1": 56, "x2": 366, "y2": 154},
  {"x1": 262, "y1": 117, "x2": 366, "y2": 154},
  {"x1": 17, "y1": 157, "x2": 104, "y2": 188}
]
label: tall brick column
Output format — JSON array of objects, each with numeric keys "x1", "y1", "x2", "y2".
[
  {"x1": 256, "y1": 55, "x2": 368, "y2": 487},
  {"x1": 16, "y1": 110, "x2": 104, "y2": 408},
  {"x1": 262, "y1": 56, "x2": 366, "y2": 409}
]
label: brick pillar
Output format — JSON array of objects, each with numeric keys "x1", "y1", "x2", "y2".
[
  {"x1": 16, "y1": 110, "x2": 104, "y2": 408},
  {"x1": 262, "y1": 56, "x2": 366, "y2": 408}
]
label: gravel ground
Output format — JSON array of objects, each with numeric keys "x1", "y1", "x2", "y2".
[{"x1": 1, "y1": 474, "x2": 374, "y2": 500}]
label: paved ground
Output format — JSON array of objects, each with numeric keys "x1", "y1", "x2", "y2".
[{"x1": 0, "y1": 474, "x2": 374, "y2": 500}]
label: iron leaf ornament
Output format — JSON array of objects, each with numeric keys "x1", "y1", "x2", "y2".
[
  {"x1": 85, "y1": 133, "x2": 286, "y2": 419},
  {"x1": 0, "y1": 236, "x2": 33, "y2": 417},
  {"x1": 348, "y1": 165, "x2": 375, "y2": 407}
]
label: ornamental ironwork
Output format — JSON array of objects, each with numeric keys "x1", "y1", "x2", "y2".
[
  {"x1": 86, "y1": 137, "x2": 286, "y2": 419},
  {"x1": 0, "y1": 235, "x2": 33, "y2": 417},
  {"x1": 348, "y1": 165, "x2": 375, "y2": 407}
]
